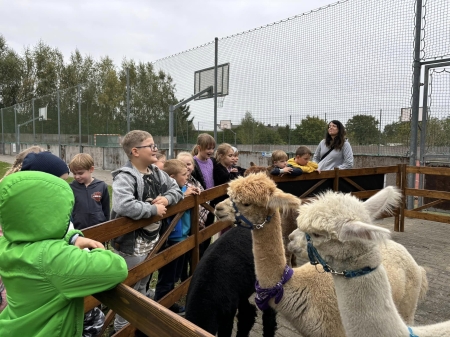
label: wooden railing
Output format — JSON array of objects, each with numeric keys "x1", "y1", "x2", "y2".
[
  {"x1": 399, "y1": 164, "x2": 450, "y2": 231},
  {"x1": 82, "y1": 164, "x2": 449, "y2": 336}
]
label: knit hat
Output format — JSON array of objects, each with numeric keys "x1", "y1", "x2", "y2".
[{"x1": 21, "y1": 152, "x2": 69, "y2": 178}]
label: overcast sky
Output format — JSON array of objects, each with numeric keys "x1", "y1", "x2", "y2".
[{"x1": 0, "y1": 0, "x2": 337, "y2": 64}]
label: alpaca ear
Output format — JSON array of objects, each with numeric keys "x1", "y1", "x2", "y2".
[
  {"x1": 364, "y1": 186, "x2": 402, "y2": 220},
  {"x1": 339, "y1": 221, "x2": 391, "y2": 242},
  {"x1": 268, "y1": 189, "x2": 301, "y2": 212}
]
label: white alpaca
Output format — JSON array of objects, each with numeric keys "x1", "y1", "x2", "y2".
[
  {"x1": 217, "y1": 173, "x2": 428, "y2": 337},
  {"x1": 294, "y1": 186, "x2": 450, "y2": 337}
]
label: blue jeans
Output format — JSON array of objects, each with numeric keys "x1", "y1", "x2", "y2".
[{"x1": 154, "y1": 240, "x2": 185, "y2": 302}]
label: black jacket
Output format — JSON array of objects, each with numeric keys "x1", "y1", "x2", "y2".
[{"x1": 70, "y1": 178, "x2": 110, "y2": 230}]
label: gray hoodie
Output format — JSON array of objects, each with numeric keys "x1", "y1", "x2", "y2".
[{"x1": 111, "y1": 161, "x2": 183, "y2": 254}]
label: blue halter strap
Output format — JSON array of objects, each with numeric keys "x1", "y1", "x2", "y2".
[
  {"x1": 305, "y1": 233, "x2": 377, "y2": 278},
  {"x1": 232, "y1": 201, "x2": 273, "y2": 230},
  {"x1": 408, "y1": 326, "x2": 419, "y2": 337}
]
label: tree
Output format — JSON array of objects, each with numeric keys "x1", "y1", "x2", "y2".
[
  {"x1": 292, "y1": 115, "x2": 327, "y2": 145},
  {"x1": 346, "y1": 115, "x2": 381, "y2": 145},
  {"x1": 383, "y1": 121, "x2": 410, "y2": 145}
]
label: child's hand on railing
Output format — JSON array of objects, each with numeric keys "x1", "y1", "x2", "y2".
[
  {"x1": 75, "y1": 237, "x2": 105, "y2": 250},
  {"x1": 185, "y1": 186, "x2": 200, "y2": 196}
]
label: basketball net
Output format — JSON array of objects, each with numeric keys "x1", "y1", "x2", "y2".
[{"x1": 218, "y1": 96, "x2": 226, "y2": 108}]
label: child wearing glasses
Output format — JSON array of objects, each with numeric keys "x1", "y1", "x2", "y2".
[{"x1": 110, "y1": 130, "x2": 183, "y2": 333}]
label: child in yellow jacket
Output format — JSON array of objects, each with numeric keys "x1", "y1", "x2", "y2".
[{"x1": 287, "y1": 146, "x2": 319, "y2": 173}]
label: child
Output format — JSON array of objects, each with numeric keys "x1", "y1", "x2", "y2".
[
  {"x1": 69, "y1": 153, "x2": 110, "y2": 230},
  {"x1": 153, "y1": 159, "x2": 191, "y2": 315},
  {"x1": 0, "y1": 171, "x2": 128, "y2": 336},
  {"x1": 176, "y1": 152, "x2": 208, "y2": 282},
  {"x1": 191, "y1": 133, "x2": 216, "y2": 255},
  {"x1": 191, "y1": 133, "x2": 216, "y2": 190},
  {"x1": 213, "y1": 143, "x2": 239, "y2": 191},
  {"x1": 0, "y1": 146, "x2": 45, "y2": 314},
  {"x1": 270, "y1": 150, "x2": 303, "y2": 176},
  {"x1": 231, "y1": 146, "x2": 246, "y2": 176},
  {"x1": 287, "y1": 146, "x2": 319, "y2": 173},
  {"x1": 111, "y1": 130, "x2": 183, "y2": 332},
  {"x1": 154, "y1": 152, "x2": 166, "y2": 170}
]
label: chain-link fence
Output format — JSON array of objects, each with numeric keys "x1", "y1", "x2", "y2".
[{"x1": 1, "y1": 0, "x2": 449, "y2": 158}]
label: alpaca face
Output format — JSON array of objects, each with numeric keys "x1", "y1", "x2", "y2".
[
  {"x1": 223, "y1": 173, "x2": 301, "y2": 225},
  {"x1": 294, "y1": 187, "x2": 400, "y2": 268},
  {"x1": 215, "y1": 198, "x2": 235, "y2": 222}
]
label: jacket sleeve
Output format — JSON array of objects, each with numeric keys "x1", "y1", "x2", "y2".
[
  {"x1": 290, "y1": 168, "x2": 304, "y2": 176},
  {"x1": 45, "y1": 242, "x2": 128, "y2": 299},
  {"x1": 338, "y1": 141, "x2": 354, "y2": 169},
  {"x1": 112, "y1": 172, "x2": 158, "y2": 220},
  {"x1": 213, "y1": 162, "x2": 232, "y2": 186},
  {"x1": 158, "y1": 171, "x2": 184, "y2": 206},
  {"x1": 270, "y1": 167, "x2": 281, "y2": 176},
  {"x1": 102, "y1": 183, "x2": 110, "y2": 221},
  {"x1": 312, "y1": 140, "x2": 324, "y2": 163}
]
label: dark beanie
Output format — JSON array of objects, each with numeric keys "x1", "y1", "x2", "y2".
[{"x1": 22, "y1": 152, "x2": 69, "y2": 178}]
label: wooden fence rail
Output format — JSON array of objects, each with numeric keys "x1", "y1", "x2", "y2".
[{"x1": 81, "y1": 164, "x2": 449, "y2": 336}]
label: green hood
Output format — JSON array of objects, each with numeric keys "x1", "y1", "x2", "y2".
[{"x1": 0, "y1": 171, "x2": 74, "y2": 243}]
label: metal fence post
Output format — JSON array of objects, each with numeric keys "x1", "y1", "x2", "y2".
[
  {"x1": 1, "y1": 108, "x2": 4, "y2": 155},
  {"x1": 169, "y1": 105, "x2": 174, "y2": 159},
  {"x1": 127, "y1": 67, "x2": 130, "y2": 133},
  {"x1": 57, "y1": 90, "x2": 61, "y2": 157},
  {"x1": 32, "y1": 98, "x2": 35, "y2": 145},
  {"x1": 214, "y1": 37, "x2": 218, "y2": 142},
  {"x1": 408, "y1": 0, "x2": 423, "y2": 209},
  {"x1": 14, "y1": 105, "x2": 17, "y2": 153},
  {"x1": 78, "y1": 84, "x2": 82, "y2": 153}
]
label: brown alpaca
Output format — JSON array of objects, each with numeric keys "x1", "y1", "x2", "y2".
[{"x1": 216, "y1": 173, "x2": 427, "y2": 337}]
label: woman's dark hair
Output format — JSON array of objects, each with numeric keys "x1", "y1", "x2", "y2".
[{"x1": 325, "y1": 120, "x2": 346, "y2": 150}]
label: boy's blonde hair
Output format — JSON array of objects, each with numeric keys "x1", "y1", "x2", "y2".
[
  {"x1": 271, "y1": 150, "x2": 288, "y2": 163},
  {"x1": 215, "y1": 143, "x2": 233, "y2": 163},
  {"x1": 295, "y1": 146, "x2": 312, "y2": 157},
  {"x1": 69, "y1": 153, "x2": 94, "y2": 171},
  {"x1": 1, "y1": 146, "x2": 46, "y2": 180},
  {"x1": 155, "y1": 152, "x2": 166, "y2": 161},
  {"x1": 192, "y1": 133, "x2": 215, "y2": 156},
  {"x1": 163, "y1": 159, "x2": 187, "y2": 176},
  {"x1": 177, "y1": 151, "x2": 194, "y2": 166},
  {"x1": 122, "y1": 130, "x2": 153, "y2": 159}
]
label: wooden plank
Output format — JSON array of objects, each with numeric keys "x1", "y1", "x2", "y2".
[
  {"x1": 298, "y1": 179, "x2": 327, "y2": 198},
  {"x1": 94, "y1": 284, "x2": 214, "y2": 337},
  {"x1": 400, "y1": 164, "x2": 407, "y2": 232},
  {"x1": 406, "y1": 166, "x2": 450, "y2": 176},
  {"x1": 336, "y1": 166, "x2": 399, "y2": 177},
  {"x1": 404, "y1": 210, "x2": 450, "y2": 224},
  {"x1": 342, "y1": 177, "x2": 366, "y2": 191},
  {"x1": 404, "y1": 188, "x2": 450, "y2": 200},
  {"x1": 333, "y1": 168, "x2": 339, "y2": 191},
  {"x1": 413, "y1": 199, "x2": 446, "y2": 212},
  {"x1": 350, "y1": 190, "x2": 379, "y2": 199}
]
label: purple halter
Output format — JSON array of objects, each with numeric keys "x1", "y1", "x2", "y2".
[{"x1": 255, "y1": 265, "x2": 294, "y2": 310}]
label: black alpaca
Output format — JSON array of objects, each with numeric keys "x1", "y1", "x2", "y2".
[{"x1": 185, "y1": 226, "x2": 277, "y2": 337}]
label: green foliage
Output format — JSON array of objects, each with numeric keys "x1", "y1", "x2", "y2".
[
  {"x1": 346, "y1": 115, "x2": 381, "y2": 145},
  {"x1": 383, "y1": 121, "x2": 410, "y2": 145},
  {"x1": 235, "y1": 111, "x2": 284, "y2": 145},
  {"x1": 0, "y1": 35, "x2": 179, "y2": 138},
  {"x1": 292, "y1": 115, "x2": 328, "y2": 145}
]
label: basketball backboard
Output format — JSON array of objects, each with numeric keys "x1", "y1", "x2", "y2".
[
  {"x1": 220, "y1": 120, "x2": 232, "y2": 130},
  {"x1": 194, "y1": 63, "x2": 230, "y2": 100}
]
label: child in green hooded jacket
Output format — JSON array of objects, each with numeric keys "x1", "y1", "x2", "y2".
[{"x1": 0, "y1": 171, "x2": 128, "y2": 337}]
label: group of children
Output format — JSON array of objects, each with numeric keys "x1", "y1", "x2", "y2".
[{"x1": 0, "y1": 128, "x2": 320, "y2": 337}]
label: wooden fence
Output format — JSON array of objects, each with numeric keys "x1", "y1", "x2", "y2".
[{"x1": 82, "y1": 165, "x2": 449, "y2": 336}]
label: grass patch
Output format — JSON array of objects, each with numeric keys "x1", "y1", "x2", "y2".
[{"x1": 0, "y1": 162, "x2": 11, "y2": 178}]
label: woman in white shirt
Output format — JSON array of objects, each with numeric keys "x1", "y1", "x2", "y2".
[{"x1": 313, "y1": 120, "x2": 354, "y2": 171}]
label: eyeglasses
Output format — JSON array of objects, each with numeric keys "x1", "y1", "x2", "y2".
[{"x1": 132, "y1": 144, "x2": 158, "y2": 153}]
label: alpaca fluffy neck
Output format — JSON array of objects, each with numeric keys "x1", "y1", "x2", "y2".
[
  {"x1": 251, "y1": 211, "x2": 287, "y2": 287},
  {"x1": 333, "y1": 265, "x2": 409, "y2": 337}
]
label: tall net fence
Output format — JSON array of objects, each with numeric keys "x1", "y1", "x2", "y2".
[
  {"x1": 154, "y1": 0, "x2": 418, "y2": 156},
  {"x1": 1, "y1": 0, "x2": 449, "y2": 157}
]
